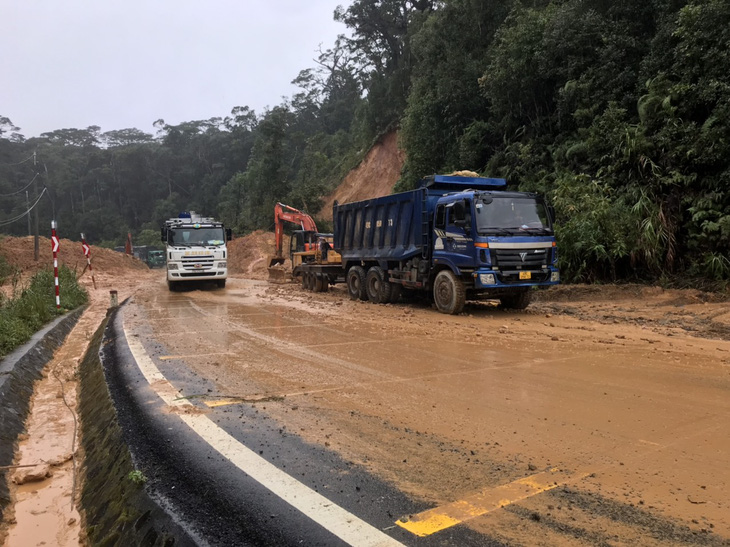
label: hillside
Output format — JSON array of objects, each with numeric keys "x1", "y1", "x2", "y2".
[{"x1": 317, "y1": 131, "x2": 405, "y2": 221}]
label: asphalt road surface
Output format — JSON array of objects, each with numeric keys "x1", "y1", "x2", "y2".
[{"x1": 115, "y1": 277, "x2": 730, "y2": 546}]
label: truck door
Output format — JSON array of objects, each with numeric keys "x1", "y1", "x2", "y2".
[{"x1": 433, "y1": 199, "x2": 476, "y2": 271}]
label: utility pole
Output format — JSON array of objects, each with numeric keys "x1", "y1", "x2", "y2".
[
  {"x1": 26, "y1": 190, "x2": 31, "y2": 235},
  {"x1": 33, "y1": 150, "x2": 39, "y2": 261}
]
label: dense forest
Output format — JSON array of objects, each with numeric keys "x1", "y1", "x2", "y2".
[{"x1": 1, "y1": 0, "x2": 729, "y2": 286}]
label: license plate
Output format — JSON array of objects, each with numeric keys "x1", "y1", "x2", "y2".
[{"x1": 519, "y1": 271, "x2": 531, "y2": 280}]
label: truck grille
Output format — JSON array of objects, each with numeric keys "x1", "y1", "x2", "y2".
[
  {"x1": 181, "y1": 255, "x2": 215, "y2": 272},
  {"x1": 491, "y1": 248, "x2": 548, "y2": 268}
]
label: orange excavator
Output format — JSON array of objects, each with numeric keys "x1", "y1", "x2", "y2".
[{"x1": 267, "y1": 202, "x2": 335, "y2": 283}]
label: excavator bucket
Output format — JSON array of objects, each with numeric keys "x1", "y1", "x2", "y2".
[
  {"x1": 267, "y1": 255, "x2": 290, "y2": 284},
  {"x1": 267, "y1": 255, "x2": 286, "y2": 269}
]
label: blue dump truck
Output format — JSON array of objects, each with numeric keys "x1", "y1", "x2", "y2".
[{"x1": 297, "y1": 174, "x2": 559, "y2": 314}]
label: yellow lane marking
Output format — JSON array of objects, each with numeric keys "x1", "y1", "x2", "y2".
[
  {"x1": 203, "y1": 396, "x2": 283, "y2": 407},
  {"x1": 159, "y1": 352, "x2": 236, "y2": 360},
  {"x1": 205, "y1": 399, "x2": 244, "y2": 408},
  {"x1": 396, "y1": 468, "x2": 587, "y2": 537}
]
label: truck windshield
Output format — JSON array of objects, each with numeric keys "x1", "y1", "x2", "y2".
[
  {"x1": 474, "y1": 196, "x2": 552, "y2": 235},
  {"x1": 169, "y1": 227, "x2": 225, "y2": 246}
]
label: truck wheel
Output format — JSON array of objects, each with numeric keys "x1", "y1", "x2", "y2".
[
  {"x1": 347, "y1": 266, "x2": 367, "y2": 301},
  {"x1": 314, "y1": 274, "x2": 325, "y2": 293},
  {"x1": 167, "y1": 280, "x2": 178, "y2": 292},
  {"x1": 366, "y1": 267, "x2": 392, "y2": 304},
  {"x1": 433, "y1": 270, "x2": 465, "y2": 315},
  {"x1": 305, "y1": 272, "x2": 314, "y2": 291},
  {"x1": 500, "y1": 290, "x2": 532, "y2": 310},
  {"x1": 387, "y1": 282, "x2": 402, "y2": 303},
  {"x1": 217, "y1": 279, "x2": 226, "y2": 289}
]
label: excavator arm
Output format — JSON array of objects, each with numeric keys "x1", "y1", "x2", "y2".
[{"x1": 273, "y1": 202, "x2": 318, "y2": 259}]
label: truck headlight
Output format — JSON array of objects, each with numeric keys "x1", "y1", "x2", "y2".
[
  {"x1": 480, "y1": 273, "x2": 496, "y2": 285},
  {"x1": 167, "y1": 263, "x2": 178, "y2": 270},
  {"x1": 550, "y1": 271, "x2": 560, "y2": 282},
  {"x1": 218, "y1": 261, "x2": 227, "y2": 269}
]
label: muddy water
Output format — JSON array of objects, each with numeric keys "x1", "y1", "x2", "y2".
[
  {"x1": 2, "y1": 270, "x2": 155, "y2": 547},
  {"x1": 125, "y1": 277, "x2": 730, "y2": 544}
]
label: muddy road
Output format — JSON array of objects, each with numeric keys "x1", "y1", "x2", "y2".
[{"x1": 122, "y1": 275, "x2": 730, "y2": 546}]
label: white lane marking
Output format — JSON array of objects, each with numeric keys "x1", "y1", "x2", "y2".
[{"x1": 123, "y1": 323, "x2": 403, "y2": 547}]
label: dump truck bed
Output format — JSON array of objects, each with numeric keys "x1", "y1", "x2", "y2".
[{"x1": 333, "y1": 187, "x2": 430, "y2": 264}]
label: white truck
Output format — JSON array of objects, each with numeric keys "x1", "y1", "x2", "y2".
[{"x1": 160, "y1": 212, "x2": 232, "y2": 290}]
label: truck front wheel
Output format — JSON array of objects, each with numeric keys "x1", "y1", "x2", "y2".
[
  {"x1": 347, "y1": 266, "x2": 367, "y2": 301},
  {"x1": 433, "y1": 270, "x2": 465, "y2": 315}
]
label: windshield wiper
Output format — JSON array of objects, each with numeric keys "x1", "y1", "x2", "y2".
[
  {"x1": 517, "y1": 227, "x2": 553, "y2": 235},
  {"x1": 481, "y1": 227, "x2": 514, "y2": 236}
]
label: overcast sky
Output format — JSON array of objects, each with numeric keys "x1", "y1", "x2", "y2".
[{"x1": 1, "y1": 0, "x2": 348, "y2": 137}]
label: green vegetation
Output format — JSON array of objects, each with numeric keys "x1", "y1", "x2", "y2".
[
  {"x1": 0, "y1": 266, "x2": 88, "y2": 357},
  {"x1": 1, "y1": 0, "x2": 728, "y2": 287},
  {"x1": 0, "y1": 255, "x2": 17, "y2": 286},
  {"x1": 127, "y1": 470, "x2": 147, "y2": 485}
]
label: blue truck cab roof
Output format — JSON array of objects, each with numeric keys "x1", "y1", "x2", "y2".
[{"x1": 420, "y1": 174, "x2": 507, "y2": 195}]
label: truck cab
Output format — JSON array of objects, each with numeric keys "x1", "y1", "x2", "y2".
[
  {"x1": 161, "y1": 212, "x2": 232, "y2": 290},
  {"x1": 432, "y1": 186, "x2": 558, "y2": 290}
]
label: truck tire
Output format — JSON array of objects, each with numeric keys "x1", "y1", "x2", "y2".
[
  {"x1": 167, "y1": 280, "x2": 178, "y2": 292},
  {"x1": 366, "y1": 267, "x2": 392, "y2": 304},
  {"x1": 217, "y1": 279, "x2": 226, "y2": 289},
  {"x1": 387, "y1": 282, "x2": 402, "y2": 303},
  {"x1": 500, "y1": 290, "x2": 531, "y2": 310},
  {"x1": 314, "y1": 274, "x2": 325, "y2": 293},
  {"x1": 433, "y1": 270, "x2": 465, "y2": 315},
  {"x1": 347, "y1": 266, "x2": 367, "y2": 301}
]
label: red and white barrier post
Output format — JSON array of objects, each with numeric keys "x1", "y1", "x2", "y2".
[
  {"x1": 51, "y1": 220, "x2": 60, "y2": 309},
  {"x1": 80, "y1": 233, "x2": 96, "y2": 289}
]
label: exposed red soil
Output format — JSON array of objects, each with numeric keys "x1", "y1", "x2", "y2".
[{"x1": 317, "y1": 131, "x2": 405, "y2": 221}]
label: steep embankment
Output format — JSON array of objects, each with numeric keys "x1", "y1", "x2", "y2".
[
  {"x1": 227, "y1": 131, "x2": 405, "y2": 280},
  {"x1": 317, "y1": 131, "x2": 405, "y2": 221}
]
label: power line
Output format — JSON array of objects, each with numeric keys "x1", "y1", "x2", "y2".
[
  {"x1": 0, "y1": 153, "x2": 35, "y2": 167},
  {"x1": 0, "y1": 172, "x2": 39, "y2": 197},
  {"x1": 0, "y1": 187, "x2": 48, "y2": 227}
]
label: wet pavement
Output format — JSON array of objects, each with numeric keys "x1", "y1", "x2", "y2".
[{"x1": 122, "y1": 276, "x2": 730, "y2": 546}]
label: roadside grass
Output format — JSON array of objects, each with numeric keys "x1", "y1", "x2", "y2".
[{"x1": 0, "y1": 265, "x2": 88, "y2": 358}]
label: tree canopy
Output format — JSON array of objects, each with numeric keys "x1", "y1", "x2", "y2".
[{"x1": 1, "y1": 0, "x2": 728, "y2": 286}]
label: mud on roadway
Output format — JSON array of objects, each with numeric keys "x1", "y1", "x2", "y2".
[{"x1": 122, "y1": 274, "x2": 730, "y2": 546}]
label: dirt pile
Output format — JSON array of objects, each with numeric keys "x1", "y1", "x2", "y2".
[
  {"x1": 0, "y1": 235, "x2": 148, "y2": 278},
  {"x1": 317, "y1": 131, "x2": 405, "y2": 221},
  {"x1": 228, "y1": 230, "x2": 291, "y2": 280}
]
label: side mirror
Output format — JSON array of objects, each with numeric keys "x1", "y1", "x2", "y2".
[
  {"x1": 160, "y1": 228, "x2": 166, "y2": 242},
  {"x1": 548, "y1": 205, "x2": 556, "y2": 222},
  {"x1": 226, "y1": 228, "x2": 233, "y2": 241}
]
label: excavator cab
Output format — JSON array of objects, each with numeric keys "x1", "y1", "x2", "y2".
[
  {"x1": 267, "y1": 229, "x2": 317, "y2": 270},
  {"x1": 289, "y1": 230, "x2": 319, "y2": 261}
]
